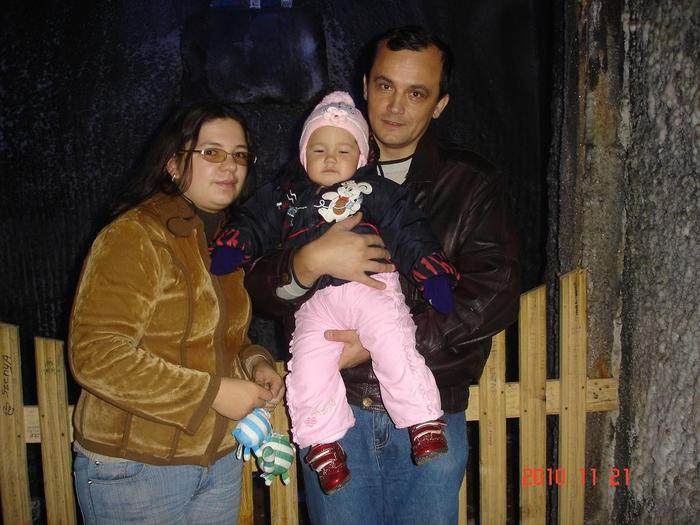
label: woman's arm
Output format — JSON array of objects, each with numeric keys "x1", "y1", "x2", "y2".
[
  {"x1": 239, "y1": 341, "x2": 284, "y2": 406},
  {"x1": 212, "y1": 377, "x2": 272, "y2": 420}
]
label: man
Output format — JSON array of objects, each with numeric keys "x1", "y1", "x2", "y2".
[{"x1": 246, "y1": 25, "x2": 520, "y2": 525}]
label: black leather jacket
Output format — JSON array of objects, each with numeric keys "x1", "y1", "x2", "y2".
[{"x1": 245, "y1": 126, "x2": 520, "y2": 413}]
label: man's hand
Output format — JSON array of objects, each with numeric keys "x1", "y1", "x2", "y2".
[
  {"x1": 326, "y1": 329, "x2": 371, "y2": 369},
  {"x1": 293, "y1": 212, "x2": 395, "y2": 289},
  {"x1": 212, "y1": 378, "x2": 273, "y2": 421},
  {"x1": 251, "y1": 361, "x2": 285, "y2": 409}
]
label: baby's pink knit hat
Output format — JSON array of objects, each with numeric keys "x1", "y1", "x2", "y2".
[{"x1": 299, "y1": 91, "x2": 369, "y2": 170}]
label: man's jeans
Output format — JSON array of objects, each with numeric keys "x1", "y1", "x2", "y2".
[
  {"x1": 73, "y1": 449, "x2": 243, "y2": 525},
  {"x1": 301, "y1": 406, "x2": 468, "y2": 525}
]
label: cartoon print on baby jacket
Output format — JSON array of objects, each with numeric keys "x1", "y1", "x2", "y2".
[
  {"x1": 318, "y1": 180, "x2": 372, "y2": 223},
  {"x1": 213, "y1": 163, "x2": 458, "y2": 289}
]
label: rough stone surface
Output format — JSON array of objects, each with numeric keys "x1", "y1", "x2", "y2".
[
  {"x1": 579, "y1": 2, "x2": 627, "y2": 523},
  {"x1": 548, "y1": 0, "x2": 698, "y2": 522},
  {"x1": 544, "y1": 2, "x2": 627, "y2": 519},
  {"x1": 615, "y1": 0, "x2": 700, "y2": 523}
]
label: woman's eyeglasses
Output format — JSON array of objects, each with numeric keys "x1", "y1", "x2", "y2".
[{"x1": 180, "y1": 148, "x2": 257, "y2": 166}]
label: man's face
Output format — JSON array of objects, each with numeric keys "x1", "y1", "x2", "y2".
[{"x1": 363, "y1": 43, "x2": 449, "y2": 161}]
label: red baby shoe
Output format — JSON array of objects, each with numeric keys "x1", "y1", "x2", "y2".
[
  {"x1": 304, "y1": 441, "x2": 351, "y2": 494},
  {"x1": 408, "y1": 418, "x2": 448, "y2": 465}
]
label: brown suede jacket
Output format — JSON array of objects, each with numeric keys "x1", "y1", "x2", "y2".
[
  {"x1": 245, "y1": 127, "x2": 520, "y2": 413},
  {"x1": 69, "y1": 194, "x2": 273, "y2": 466}
]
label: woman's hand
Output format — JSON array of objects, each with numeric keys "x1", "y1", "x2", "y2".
[
  {"x1": 293, "y1": 212, "x2": 395, "y2": 289},
  {"x1": 326, "y1": 329, "x2": 371, "y2": 369},
  {"x1": 212, "y1": 377, "x2": 273, "y2": 421},
  {"x1": 251, "y1": 361, "x2": 285, "y2": 409}
]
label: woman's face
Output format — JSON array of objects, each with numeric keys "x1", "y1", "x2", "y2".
[{"x1": 170, "y1": 118, "x2": 249, "y2": 213}]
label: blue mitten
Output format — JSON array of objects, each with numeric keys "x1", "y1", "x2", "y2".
[
  {"x1": 210, "y1": 246, "x2": 245, "y2": 275},
  {"x1": 422, "y1": 276, "x2": 455, "y2": 315}
]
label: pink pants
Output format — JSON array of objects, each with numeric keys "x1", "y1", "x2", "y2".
[{"x1": 285, "y1": 272, "x2": 443, "y2": 448}]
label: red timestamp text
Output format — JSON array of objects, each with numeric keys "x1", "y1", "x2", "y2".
[{"x1": 521, "y1": 467, "x2": 631, "y2": 487}]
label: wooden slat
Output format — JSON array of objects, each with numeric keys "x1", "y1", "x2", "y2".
[
  {"x1": 458, "y1": 473, "x2": 468, "y2": 525},
  {"x1": 237, "y1": 459, "x2": 255, "y2": 525},
  {"x1": 20, "y1": 376, "x2": 618, "y2": 440},
  {"x1": 558, "y1": 270, "x2": 588, "y2": 524},
  {"x1": 519, "y1": 286, "x2": 547, "y2": 525},
  {"x1": 578, "y1": 378, "x2": 618, "y2": 412},
  {"x1": 0, "y1": 323, "x2": 32, "y2": 525},
  {"x1": 34, "y1": 337, "x2": 77, "y2": 525},
  {"x1": 24, "y1": 405, "x2": 74, "y2": 443},
  {"x1": 465, "y1": 378, "x2": 618, "y2": 421},
  {"x1": 269, "y1": 362, "x2": 299, "y2": 525},
  {"x1": 478, "y1": 331, "x2": 507, "y2": 525}
]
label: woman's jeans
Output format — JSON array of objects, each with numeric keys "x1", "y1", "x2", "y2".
[
  {"x1": 73, "y1": 449, "x2": 243, "y2": 525},
  {"x1": 301, "y1": 406, "x2": 468, "y2": 525}
]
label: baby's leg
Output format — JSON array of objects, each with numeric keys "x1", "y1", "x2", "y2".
[
  {"x1": 349, "y1": 272, "x2": 443, "y2": 428},
  {"x1": 285, "y1": 287, "x2": 355, "y2": 449}
]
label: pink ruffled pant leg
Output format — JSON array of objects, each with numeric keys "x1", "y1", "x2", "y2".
[{"x1": 285, "y1": 272, "x2": 443, "y2": 449}]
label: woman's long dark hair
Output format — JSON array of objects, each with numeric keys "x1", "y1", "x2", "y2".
[{"x1": 111, "y1": 100, "x2": 256, "y2": 219}]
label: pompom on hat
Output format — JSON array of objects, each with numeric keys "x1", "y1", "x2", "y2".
[{"x1": 299, "y1": 91, "x2": 369, "y2": 170}]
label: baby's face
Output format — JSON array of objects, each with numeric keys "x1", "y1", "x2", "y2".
[{"x1": 305, "y1": 126, "x2": 360, "y2": 187}]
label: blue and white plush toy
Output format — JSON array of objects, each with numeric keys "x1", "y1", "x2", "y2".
[
  {"x1": 256, "y1": 433, "x2": 296, "y2": 486},
  {"x1": 231, "y1": 408, "x2": 273, "y2": 461}
]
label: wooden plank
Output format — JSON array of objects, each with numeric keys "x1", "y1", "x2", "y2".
[
  {"x1": 269, "y1": 362, "x2": 299, "y2": 525},
  {"x1": 518, "y1": 286, "x2": 547, "y2": 525},
  {"x1": 558, "y1": 270, "x2": 588, "y2": 524},
  {"x1": 478, "y1": 331, "x2": 507, "y2": 525},
  {"x1": 34, "y1": 337, "x2": 77, "y2": 525},
  {"x1": 237, "y1": 459, "x2": 255, "y2": 525},
  {"x1": 24, "y1": 405, "x2": 74, "y2": 443},
  {"x1": 20, "y1": 375, "x2": 618, "y2": 438},
  {"x1": 579, "y1": 378, "x2": 618, "y2": 412},
  {"x1": 25, "y1": 405, "x2": 75, "y2": 443},
  {"x1": 0, "y1": 323, "x2": 32, "y2": 525},
  {"x1": 465, "y1": 378, "x2": 618, "y2": 421},
  {"x1": 458, "y1": 473, "x2": 468, "y2": 525}
]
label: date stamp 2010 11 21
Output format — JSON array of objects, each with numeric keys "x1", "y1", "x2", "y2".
[{"x1": 521, "y1": 468, "x2": 631, "y2": 487}]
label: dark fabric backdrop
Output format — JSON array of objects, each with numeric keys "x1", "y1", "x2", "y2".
[{"x1": 1, "y1": 0, "x2": 551, "y2": 403}]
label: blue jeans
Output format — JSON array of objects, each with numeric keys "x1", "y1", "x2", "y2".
[
  {"x1": 73, "y1": 450, "x2": 243, "y2": 525},
  {"x1": 301, "y1": 406, "x2": 468, "y2": 525}
]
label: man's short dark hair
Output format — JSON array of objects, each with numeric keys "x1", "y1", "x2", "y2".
[{"x1": 366, "y1": 25, "x2": 454, "y2": 98}]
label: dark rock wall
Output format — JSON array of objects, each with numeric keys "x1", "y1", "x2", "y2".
[
  {"x1": 615, "y1": 0, "x2": 699, "y2": 522},
  {"x1": 545, "y1": 1, "x2": 627, "y2": 522},
  {"x1": 548, "y1": 0, "x2": 698, "y2": 523}
]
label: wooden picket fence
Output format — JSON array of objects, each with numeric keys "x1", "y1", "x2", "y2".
[{"x1": 0, "y1": 269, "x2": 618, "y2": 524}]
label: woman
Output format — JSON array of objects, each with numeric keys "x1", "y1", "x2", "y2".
[{"x1": 69, "y1": 100, "x2": 284, "y2": 524}]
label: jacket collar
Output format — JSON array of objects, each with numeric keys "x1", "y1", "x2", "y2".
[
  {"x1": 404, "y1": 124, "x2": 441, "y2": 185},
  {"x1": 147, "y1": 193, "x2": 201, "y2": 238}
]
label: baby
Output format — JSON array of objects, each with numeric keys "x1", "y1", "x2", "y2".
[{"x1": 211, "y1": 91, "x2": 459, "y2": 494}]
